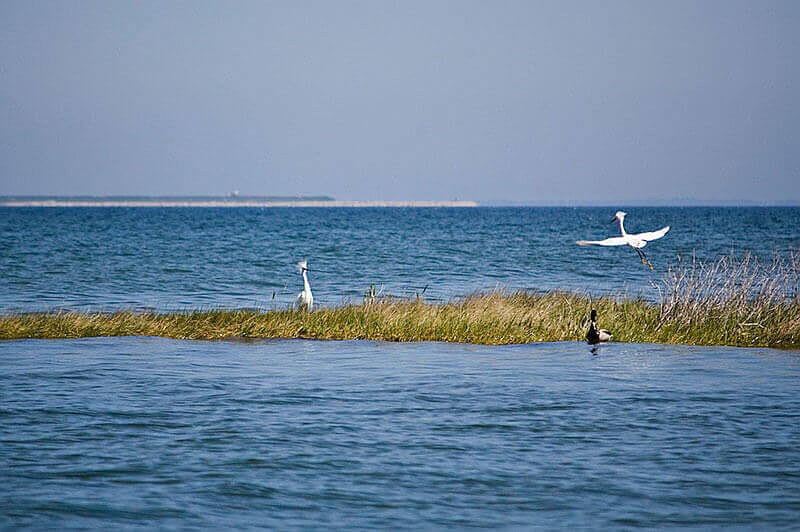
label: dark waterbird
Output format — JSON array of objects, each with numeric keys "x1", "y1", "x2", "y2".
[{"x1": 586, "y1": 309, "x2": 612, "y2": 345}]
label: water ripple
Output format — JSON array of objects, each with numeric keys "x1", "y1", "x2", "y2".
[
  {"x1": 2, "y1": 206, "x2": 799, "y2": 312},
  {"x1": 1, "y1": 338, "x2": 799, "y2": 528}
]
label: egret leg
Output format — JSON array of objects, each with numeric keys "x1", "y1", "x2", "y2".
[{"x1": 636, "y1": 248, "x2": 654, "y2": 270}]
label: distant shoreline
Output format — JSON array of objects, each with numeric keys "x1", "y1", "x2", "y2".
[
  {"x1": 3, "y1": 197, "x2": 798, "y2": 208},
  {"x1": 0, "y1": 197, "x2": 478, "y2": 208}
]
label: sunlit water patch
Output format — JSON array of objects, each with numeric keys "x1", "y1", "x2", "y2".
[{"x1": 1, "y1": 338, "x2": 798, "y2": 528}]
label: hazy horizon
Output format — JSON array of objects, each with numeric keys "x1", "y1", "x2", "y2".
[
  {"x1": 2, "y1": 193, "x2": 798, "y2": 207},
  {"x1": 2, "y1": 1, "x2": 798, "y2": 204}
]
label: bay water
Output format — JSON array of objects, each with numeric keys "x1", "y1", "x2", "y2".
[
  {"x1": 2, "y1": 206, "x2": 798, "y2": 312},
  {"x1": 1, "y1": 206, "x2": 799, "y2": 528}
]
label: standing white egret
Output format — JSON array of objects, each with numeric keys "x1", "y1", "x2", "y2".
[
  {"x1": 296, "y1": 260, "x2": 313, "y2": 311},
  {"x1": 576, "y1": 211, "x2": 669, "y2": 269},
  {"x1": 586, "y1": 309, "x2": 612, "y2": 345}
]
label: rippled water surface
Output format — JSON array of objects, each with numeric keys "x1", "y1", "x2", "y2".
[
  {"x1": 2, "y1": 207, "x2": 799, "y2": 527},
  {"x1": 2, "y1": 206, "x2": 798, "y2": 311},
  {"x1": 2, "y1": 338, "x2": 799, "y2": 528}
]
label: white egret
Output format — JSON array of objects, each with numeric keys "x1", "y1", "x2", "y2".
[
  {"x1": 296, "y1": 260, "x2": 313, "y2": 311},
  {"x1": 576, "y1": 211, "x2": 669, "y2": 269},
  {"x1": 586, "y1": 309, "x2": 612, "y2": 345}
]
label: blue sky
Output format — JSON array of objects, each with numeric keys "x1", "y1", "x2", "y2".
[{"x1": 1, "y1": 1, "x2": 798, "y2": 204}]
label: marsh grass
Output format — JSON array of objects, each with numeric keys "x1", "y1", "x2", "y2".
[
  {"x1": 2, "y1": 253, "x2": 799, "y2": 347},
  {"x1": 650, "y1": 252, "x2": 800, "y2": 347}
]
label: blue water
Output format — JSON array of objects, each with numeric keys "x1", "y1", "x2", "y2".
[
  {"x1": 1, "y1": 338, "x2": 799, "y2": 529},
  {"x1": 1, "y1": 206, "x2": 800, "y2": 528},
  {"x1": 1, "y1": 206, "x2": 798, "y2": 312}
]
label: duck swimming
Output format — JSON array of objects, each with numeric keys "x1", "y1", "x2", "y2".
[{"x1": 586, "y1": 309, "x2": 612, "y2": 345}]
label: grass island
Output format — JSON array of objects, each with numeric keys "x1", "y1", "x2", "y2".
[{"x1": 2, "y1": 254, "x2": 798, "y2": 348}]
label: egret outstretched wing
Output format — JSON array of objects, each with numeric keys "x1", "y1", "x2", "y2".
[
  {"x1": 576, "y1": 236, "x2": 628, "y2": 247},
  {"x1": 636, "y1": 226, "x2": 670, "y2": 242},
  {"x1": 577, "y1": 211, "x2": 670, "y2": 269}
]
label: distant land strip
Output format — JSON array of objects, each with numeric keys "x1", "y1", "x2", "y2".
[{"x1": 0, "y1": 196, "x2": 478, "y2": 208}]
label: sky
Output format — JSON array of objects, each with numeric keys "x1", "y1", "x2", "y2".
[{"x1": 1, "y1": 1, "x2": 798, "y2": 204}]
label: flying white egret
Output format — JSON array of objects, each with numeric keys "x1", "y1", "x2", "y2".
[
  {"x1": 576, "y1": 211, "x2": 669, "y2": 269},
  {"x1": 586, "y1": 309, "x2": 612, "y2": 345},
  {"x1": 296, "y1": 260, "x2": 313, "y2": 311}
]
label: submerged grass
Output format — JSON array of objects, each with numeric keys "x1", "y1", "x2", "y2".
[{"x1": 2, "y1": 253, "x2": 799, "y2": 347}]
